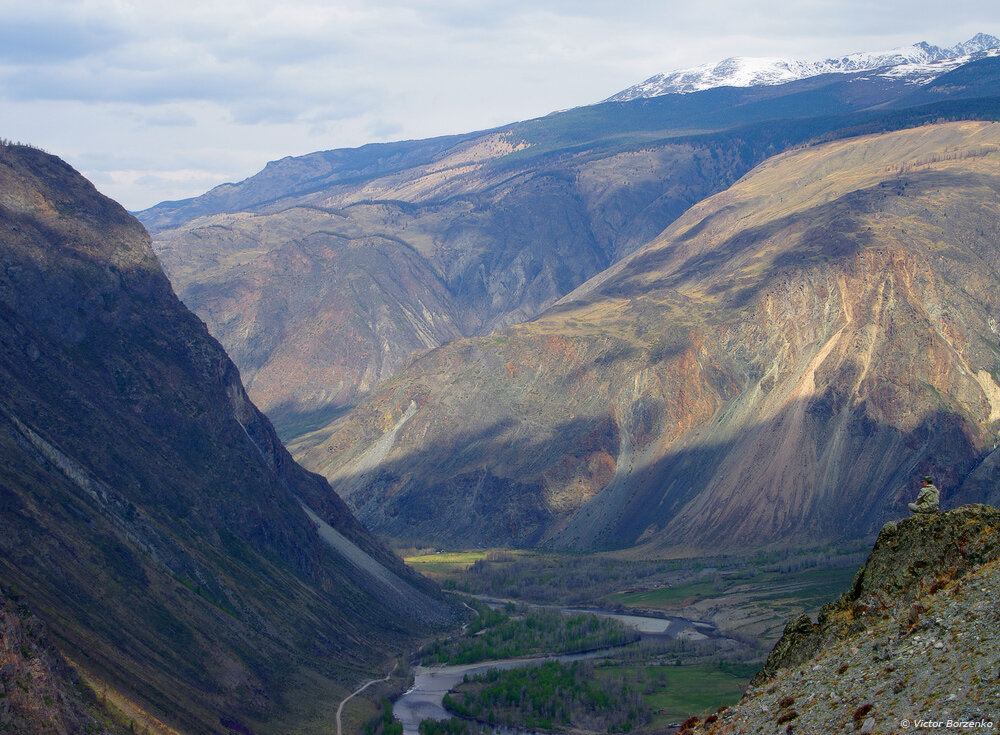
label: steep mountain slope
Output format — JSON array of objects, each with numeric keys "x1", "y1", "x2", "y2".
[
  {"x1": 691, "y1": 505, "x2": 1000, "y2": 734},
  {"x1": 295, "y1": 121, "x2": 1000, "y2": 552},
  {"x1": 140, "y1": 59, "x2": 1000, "y2": 434},
  {"x1": 606, "y1": 33, "x2": 1000, "y2": 101},
  {"x1": 0, "y1": 143, "x2": 456, "y2": 734},
  {"x1": 0, "y1": 586, "x2": 131, "y2": 735},
  {"x1": 143, "y1": 130, "x2": 778, "y2": 431}
]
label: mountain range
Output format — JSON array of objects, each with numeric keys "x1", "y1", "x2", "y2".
[
  {"x1": 139, "y1": 50, "x2": 1000, "y2": 440},
  {"x1": 606, "y1": 33, "x2": 1000, "y2": 101},
  {"x1": 131, "y1": 47, "x2": 1000, "y2": 555},
  {"x1": 8, "y1": 31, "x2": 1000, "y2": 735}
]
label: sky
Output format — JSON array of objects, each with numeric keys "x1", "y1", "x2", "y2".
[{"x1": 2, "y1": 1, "x2": 999, "y2": 211}]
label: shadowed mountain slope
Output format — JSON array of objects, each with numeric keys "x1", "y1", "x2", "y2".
[
  {"x1": 294, "y1": 121, "x2": 1000, "y2": 553},
  {"x1": 0, "y1": 585, "x2": 132, "y2": 735},
  {"x1": 0, "y1": 144, "x2": 456, "y2": 734},
  {"x1": 139, "y1": 59, "x2": 1000, "y2": 434}
]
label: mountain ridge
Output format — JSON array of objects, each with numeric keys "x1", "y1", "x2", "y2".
[
  {"x1": 607, "y1": 33, "x2": 1000, "y2": 101},
  {"x1": 139, "y1": 59, "x2": 1000, "y2": 431}
]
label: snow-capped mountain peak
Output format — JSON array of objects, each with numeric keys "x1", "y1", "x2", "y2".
[{"x1": 606, "y1": 33, "x2": 1000, "y2": 102}]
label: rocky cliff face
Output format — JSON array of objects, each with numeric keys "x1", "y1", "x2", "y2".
[
  {"x1": 0, "y1": 143, "x2": 455, "y2": 734},
  {"x1": 0, "y1": 586, "x2": 130, "y2": 735},
  {"x1": 690, "y1": 505, "x2": 1000, "y2": 734},
  {"x1": 146, "y1": 132, "x2": 767, "y2": 431},
  {"x1": 295, "y1": 122, "x2": 1000, "y2": 552}
]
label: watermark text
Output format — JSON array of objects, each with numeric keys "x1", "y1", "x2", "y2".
[{"x1": 900, "y1": 719, "x2": 995, "y2": 730}]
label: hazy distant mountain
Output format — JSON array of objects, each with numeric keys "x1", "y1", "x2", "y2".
[
  {"x1": 294, "y1": 120, "x2": 1000, "y2": 552},
  {"x1": 138, "y1": 58, "x2": 1000, "y2": 436},
  {"x1": 0, "y1": 143, "x2": 455, "y2": 734},
  {"x1": 606, "y1": 33, "x2": 1000, "y2": 101}
]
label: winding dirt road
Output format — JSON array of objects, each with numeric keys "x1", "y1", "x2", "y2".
[{"x1": 337, "y1": 662, "x2": 398, "y2": 735}]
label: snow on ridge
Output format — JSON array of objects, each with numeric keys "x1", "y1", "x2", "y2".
[{"x1": 606, "y1": 33, "x2": 1000, "y2": 102}]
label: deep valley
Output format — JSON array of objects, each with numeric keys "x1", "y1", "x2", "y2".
[{"x1": 4, "y1": 32, "x2": 1000, "y2": 735}]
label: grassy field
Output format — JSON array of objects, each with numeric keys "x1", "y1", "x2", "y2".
[
  {"x1": 403, "y1": 550, "x2": 535, "y2": 577},
  {"x1": 755, "y1": 566, "x2": 859, "y2": 607},
  {"x1": 606, "y1": 579, "x2": 719, "y2": 607},
  {"x1": 633, "y1": 663, "x2": 747, "y2": 725},
  {"x1": 606, "y1": 565, "x2": 857, "y2": 613},
  {"x1": 403, "y1": 551, "x2": 489, "y2": 576},
  {"x1": 603, "y1": 563, "x2": 860, "y2": 646},
  {"x1": 402, "y1": 544, "x2": 865, "y2": 652}
]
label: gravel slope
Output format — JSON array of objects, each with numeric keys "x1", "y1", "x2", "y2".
[{"x1": 689, "y1": 506, "x2": 1000, "y2": 734}]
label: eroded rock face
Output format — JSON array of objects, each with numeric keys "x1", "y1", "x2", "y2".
[
  {"x1": 148, "y1": 138, "x2": 755, "y2": 431},
  {"x1": 694, "y1": 505, "x2": 1000, "y2": 734},
  {"x1": 141, "y1": 64, "x2": 979, "y2": 432},
  {"x1": 298, "y1": 122, "x2": 1000, "y2": 552}
]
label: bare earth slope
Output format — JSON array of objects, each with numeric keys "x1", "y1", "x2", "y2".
[
  {"x1": 296, "y1": 122, "x2": 1000, "y2": 552},
  {"x1": 0, "y1": 144, "x2": 456, "y2": 734},
  {"x1": 146, "y1": 131, "x2": 766, "y2": 431}
]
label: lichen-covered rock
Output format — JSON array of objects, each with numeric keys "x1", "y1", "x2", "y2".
[
  {"x1": 753, "y1": 504, "x2": 1000, "y2": 685},
  {"x1": 750, "y1": 615, "x2": 822, "y2": 686},
  {"x1": 848, "y1": 504, "x2": 1000, "y2": 604},
  {"x1": 701, "y1": 505, "x2": 1000, "y2": 733}
]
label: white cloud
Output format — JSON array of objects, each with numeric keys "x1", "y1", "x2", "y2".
[{"x1": 1, "y1": 0, "x2": 998, "y2": 209}]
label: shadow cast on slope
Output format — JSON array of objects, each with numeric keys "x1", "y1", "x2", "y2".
[{"x1": 325, "y1": 391, "x2": 995, "y2": 554}]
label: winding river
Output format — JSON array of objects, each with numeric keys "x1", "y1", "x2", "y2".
[{"x1": 393, "y1": 606, "x2": 726, "y2": 735}]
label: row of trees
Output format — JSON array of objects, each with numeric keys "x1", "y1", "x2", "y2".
[
  {"x1": 417, "y1": 718, "x2": 483, "y2": 735},
  {"x1": 444, "y1": 661, "x2": 648, "y2": 733},
  {"x1": 364, "y1": 700, "x2": 402, "y2": 735},
  {"x1": 421, "y1": 607, "x2": 639, "y2": 665}
]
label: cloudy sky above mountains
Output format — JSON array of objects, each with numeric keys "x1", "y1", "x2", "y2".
[{"x1": 2, "y1": 0, "x2": 998, "y2": 210}]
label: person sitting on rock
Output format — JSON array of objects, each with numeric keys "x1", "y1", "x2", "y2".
[{"x1": 908, "y1": 475, "x2": 940, "y2": 514}]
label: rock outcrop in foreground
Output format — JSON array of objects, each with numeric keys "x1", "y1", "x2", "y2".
[{"x1": 693, "y1": 505, "x2": 1000, "y2": 734}]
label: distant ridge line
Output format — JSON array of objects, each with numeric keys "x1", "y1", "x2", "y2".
[{"x1": 606, "y1": 33, "x2": 1000, "y2": 102}]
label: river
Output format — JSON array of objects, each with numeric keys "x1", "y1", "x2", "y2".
[
  {"x1": 393, "y1": 606, "x2": 727, "y2": 734},
  {"x1": 393, "y1": 649, "x2": 609, "y2": 735}
]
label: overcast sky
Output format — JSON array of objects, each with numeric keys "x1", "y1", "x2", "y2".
[{"x1": 2, "y1": 1, "x2": 998, "y2": 211}]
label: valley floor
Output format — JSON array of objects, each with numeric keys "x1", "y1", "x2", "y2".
[
  {"x1": 402, "y1": 544, "x2": 867, "y2": 647},
  {"x1": 383, "y1": 544, "x2": 867, "y2": 733}
]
